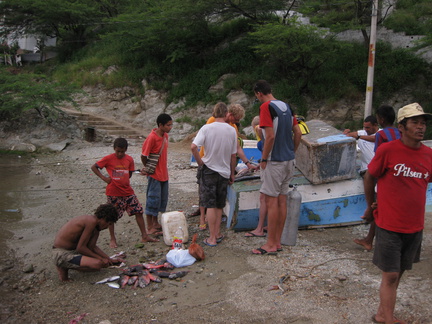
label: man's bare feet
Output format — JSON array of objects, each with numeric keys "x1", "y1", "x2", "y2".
[
  {"x1": 353, "y1": 238, "x2": 373, "y2": 251},
  {"x1": 141, "y1": 236, "x2": 159, "y2": 243},
  {"x1": 110, "y1": 239, "x2": 118, "y2": 248},
  {"x1": 56, "y1": 266, "x2": 71, "y2": 282},
  {"x1": 372, "y1": 314, "x2": 406, "y2": 324},
  {"x1": 148, "y1": 228, "x2": 163, "y2": 236},
  {"x1": 360, "y1": 214, "x2": 374, "y2": 223}
]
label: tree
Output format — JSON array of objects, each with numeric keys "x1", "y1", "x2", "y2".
[
  {"x1": 0, "y1": 67, "x2": 78, "y2": 120},
  {"x1": 297, "y1": 0, "x2": 394, "y2": 46},
  {"x1": 250, "y1": 20, "x2": 346, "y2": 93},
  {"x1": 0, "y1": 0, "x2": 133, "y2": 60}
]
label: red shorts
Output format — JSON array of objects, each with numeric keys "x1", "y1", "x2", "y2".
[{"x1": 107, "y1": 195, "x2": 143, "y2": 219}]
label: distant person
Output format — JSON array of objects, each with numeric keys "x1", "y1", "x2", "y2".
[
  {"x1": 191, "y1": 102, "x2": 237, "y2": 247},
  {"x1": 141, "y1": 113, "x2": 173, "y2": 236},
  {"x1": 200, "y1": 103, "x2": 256, "y2": 169},
  {"x1": 251, "y1": 115, "x2": 264, "y2": 152},
  {"x1": 251, "y1": 80, "x2": 302, "y2": 255},
  {"x1": 343, "y1": 115, "x2": 380, "y2": 176},
  {"x1": 364, "y1": 103, "x2": 432, "y2": 324},
  {"x1": 15, "y1": 54, "x2": 22, "y2": 66},
  {"x1": 245, "y1": 115, "x2": 267, "y2": 238},
  {"x1": 52, "y1": 203, "x2": 124, "y2": 282},
  {"x1": 92, "y1": 137, "x2": 157, "y2": 248},
  {"x1": 354, "y1": 106, "x2": 400, "y2": 251}
]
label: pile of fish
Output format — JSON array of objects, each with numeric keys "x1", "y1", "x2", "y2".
[{"x1": 95, "y1": 259, "x2": 189, "y2": 289}]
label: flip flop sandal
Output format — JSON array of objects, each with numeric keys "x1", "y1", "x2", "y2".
[
  {"x1": 202, "y1": 238, "x2": 217, "y2": 247},
  {"x1": 252, "y1": 247, "x2": 278, "y2": 255},
  {"x1": 244, "y1": 232, "x2": 266, "y2": 237}
]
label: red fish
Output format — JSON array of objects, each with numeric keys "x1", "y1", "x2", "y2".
[
  {"x1": 133, "y1": 276, "x2": 140, "y2": 289},
  {"x1": 147, "y1": 272, "x2": 162, "y2": 283},
  {"x1": 163, "y1": 262, "x2": 175, "y2": 270},
  {"x1": 154, "y1": 258, "x2": 167, "y2": 266},
  {"x1": 143, "y1": 263, "x2": 165, "y2": 270},
  {"x1": 138, "y1": 275, "x2": 149, "y2": 288},
  {"x1": 128, "y1": 275, "x2": 138, "y2": 286},
  {"x1": 121, "y1": 275, "x2": 130, "y2": 288}
]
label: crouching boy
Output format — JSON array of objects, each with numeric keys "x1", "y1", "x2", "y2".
[{"x1": 52, "y1": 203, "x2": 123, "y2": 282}]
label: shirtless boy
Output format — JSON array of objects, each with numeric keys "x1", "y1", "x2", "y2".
[{"x1": 52, "y1": 203, "x2": 123, "y2": 282}]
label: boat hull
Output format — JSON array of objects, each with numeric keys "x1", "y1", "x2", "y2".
[{"x1": 224, "y1": 170, "x2": 367, "y2": 231}]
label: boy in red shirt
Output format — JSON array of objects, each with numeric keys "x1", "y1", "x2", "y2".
[
  {"x1": 91, "y1": 137, "x2": 158, "y2": 248},
  {"x1": 141, "y1": 114, "x2": 173, "y2": 235}
]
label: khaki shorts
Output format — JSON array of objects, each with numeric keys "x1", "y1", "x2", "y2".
[
  {"x1": 260, "y1": 160, "x2": 295, "y2": 197},
  {"x1": 52, "y1": 247, "x2": 82, "y2": 269}
]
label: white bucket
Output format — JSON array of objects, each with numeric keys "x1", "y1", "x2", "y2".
[{"x1": 161, "y1": 211, "x2": 189, "y2": 246}]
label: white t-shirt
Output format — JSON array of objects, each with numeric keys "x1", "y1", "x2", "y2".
[
  {"x1": 193, "y1": 122, "x2": 237, "y2": 179},
  {"x1": 357, "y1": 129, "x2": 376, "y2": 172}
]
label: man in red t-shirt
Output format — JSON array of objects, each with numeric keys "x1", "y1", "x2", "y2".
[
  {"x1": 92, "y1": 138, "x2": 158, "y2": 248},
  {"x1": 363, "y1": 103, "x2": 432, "y2": 324}
]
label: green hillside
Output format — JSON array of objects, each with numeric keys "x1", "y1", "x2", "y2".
[{"x1": 1, "y1": 0, "x2": 431, "y2": 132}]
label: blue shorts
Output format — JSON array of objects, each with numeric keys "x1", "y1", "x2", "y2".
[{"x1": 145, "y1": 176, "x2": 169, "y2": 217}]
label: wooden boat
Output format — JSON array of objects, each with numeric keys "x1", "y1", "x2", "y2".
[
  {"x1": 224, "y1": 169, "x2": 367, "y2": 231},
  {"x1": 224, "y1": 122, "x2": 368, "y2": 231},
  {"x1": 197, "y1": 126, "x2": 432, "y2": 231}
]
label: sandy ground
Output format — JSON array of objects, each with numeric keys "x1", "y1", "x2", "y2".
[{"x1": 0, "y1": 140, "x2": 431, "y2": 324}]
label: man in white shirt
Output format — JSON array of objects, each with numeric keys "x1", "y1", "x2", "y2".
[
  {"x1": 344, "y1": 115, "x2": 380, "y2": 176},
  {"x1": 191, "y1": 102, "x2": 237, "y2": 247}
]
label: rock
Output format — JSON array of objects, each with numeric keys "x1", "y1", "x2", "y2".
[
  {"x1": 10, "y1": 143, "x2": 37, "y2": 152},
  {"x1": 43, "y1": 139, "x2": 72, "y2": 152},
  {"x1": 22, "y1": 264, "x2": 34, "y2": 273},
  {"x1": 208, "y1": 74, "x2": 235, "y2": 93},
  {"x1": 226, "y1": 90, "x2": 251, "y2": 108}
]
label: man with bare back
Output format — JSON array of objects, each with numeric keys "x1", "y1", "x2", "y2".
[{"x1": 52, "y1": 203, "x2": 123, "y2": 282}]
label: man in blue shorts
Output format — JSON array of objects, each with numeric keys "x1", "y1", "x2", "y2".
[
  {"x1": 252, "y1": 80, "x2": 302, "y2": 255},
  {"x1": 191, "y1": 102, "x2": 237, "y2": 247},
  {"x1": 363, "y1": 103, "x2": 432, "y2": 324}
]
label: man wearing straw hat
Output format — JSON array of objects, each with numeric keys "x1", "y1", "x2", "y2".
[{"x1": 363, "y1": 103, "x2": 432, "y2": 324}]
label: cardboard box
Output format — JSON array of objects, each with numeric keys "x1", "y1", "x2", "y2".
[{"x1": 295, "y1": 120, "x2": 357, "y2": 184}]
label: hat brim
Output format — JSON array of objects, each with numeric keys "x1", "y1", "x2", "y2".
[{"x1": 398, "y1": 113, "x2": 432, "y2": 123}]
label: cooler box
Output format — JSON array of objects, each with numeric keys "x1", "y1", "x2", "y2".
[{"x1": 295, "y1": 120, "x2": 357, "y2": 184}]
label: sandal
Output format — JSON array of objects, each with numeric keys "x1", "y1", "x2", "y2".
[{"x1": 199, "y1": 224, "x2": 207, "y2": 230}]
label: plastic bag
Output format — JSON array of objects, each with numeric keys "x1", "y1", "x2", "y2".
[{"x1": 166, "y1": 249, "x2": 196, "y2": 268}]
